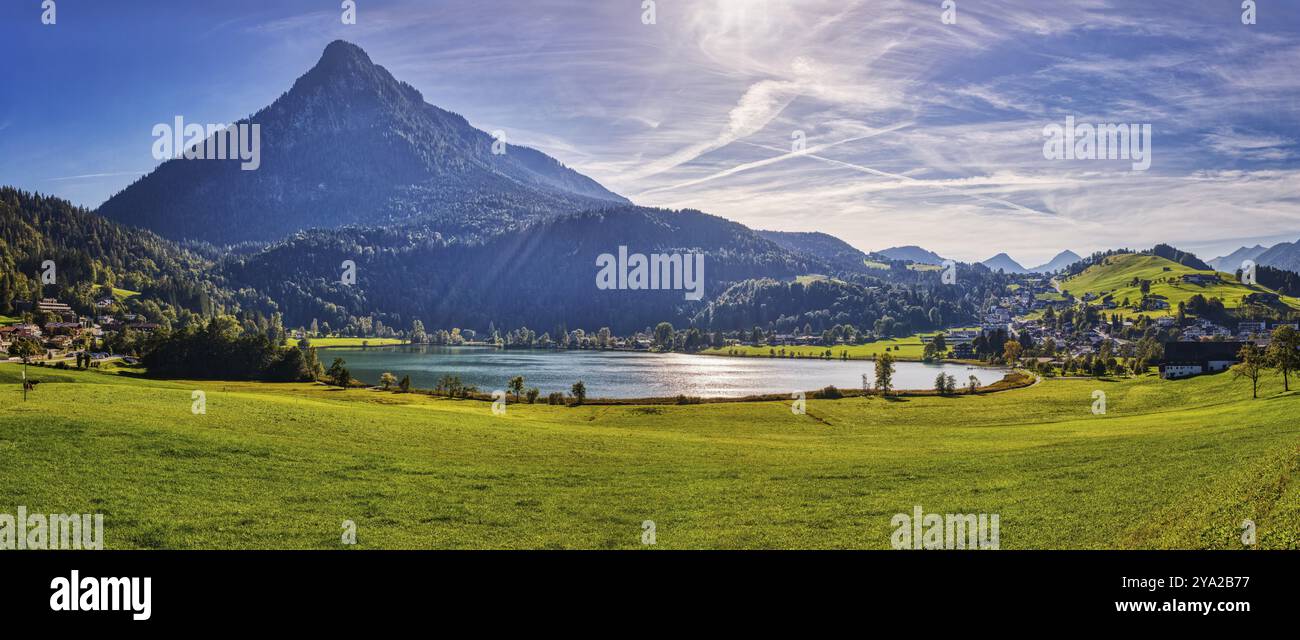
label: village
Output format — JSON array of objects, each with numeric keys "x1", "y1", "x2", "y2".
[{"x1": 0, "y1": 297, "x2": 155, "y2": 366}]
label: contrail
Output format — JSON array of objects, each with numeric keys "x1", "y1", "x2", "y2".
[
  {"x1": 741, "y1": 141, "x2": 1053, "y2": 216},
  {"x1": 46, "y1": 171, "x2": 147, "y2": 182},
  {"x1": 636, "y1": 122, "x2": 912, "y2": 197}
]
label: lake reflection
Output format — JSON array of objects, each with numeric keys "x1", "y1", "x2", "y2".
[{"x1": 325, "y1": 345, "x2": 1009, "y2": 399}]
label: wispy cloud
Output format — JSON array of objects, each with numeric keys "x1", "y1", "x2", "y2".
[
  {"x1": 1204, "y1": 127, "x2": 1295, "y2": 161},
  {"x1": 46, "y1": 171, "x2": 147, "y2": 182},
  {"x1": 5, "y1": 0, "x2": 1299, "y2": 263}
]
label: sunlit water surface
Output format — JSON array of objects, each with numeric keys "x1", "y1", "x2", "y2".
[{"x1": 326, "y1": 346, "x2": 1009, "y2": 399}]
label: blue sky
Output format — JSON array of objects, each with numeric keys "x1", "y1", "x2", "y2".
[{"x1": 3, "y1": 0, "x2": 1299, "y2": 263}]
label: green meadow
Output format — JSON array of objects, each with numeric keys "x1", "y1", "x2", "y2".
[
  {"x1": 1060, "y1": 253, "x2": 1300, "y2": 317},
  {"x1": 308, "y1": 337, "x2": 407, "y2": 349},
  {"x1": 0, "y1": 362, "x2": 1296, "y2": 549},
  {"x1": 699, "y1": 329, "x2": 977, "y2": 361}
]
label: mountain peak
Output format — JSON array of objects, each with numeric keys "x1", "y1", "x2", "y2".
[
  {"x1": 97, "y1": 39, "x2": 628, "y2": 244},
  {"x1": 293, "y1": 39, "x2": 411, "y2": 102},
  {"x1": 982, "y1": 253, "x2": 1029, "y2": 274},
  {"x1": 1027, "y1": 249, "x2": 1083, "y2": 273},
  {"x1": 878, "y1": 245, "x2": 945, "y2": 265},
  {"x1": 318, "y1": 39, "x2": 373, "y2": 70}
]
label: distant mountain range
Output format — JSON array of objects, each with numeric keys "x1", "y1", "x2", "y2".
[
  {"x1": 756, "y1": 230, "x2": 879, "y2": 275},
  {"x1": 871, "y1": 246, "x2": 1083, "y2": 274},
  {"x1": 1210, "y1": 240, "x2": 1300, "y2": 274},
  {"x1": 1207, "y1": 245, "x2": 1268, "y2": 272},
  {"x1": 223, "y1": 205, "x2": 834, "y2": 332},
  {"x1": 979, "y1": 250, "x2": 1081, "y2": 274},
  {"x1": 981, "y1": 253, "x2": 1029, "y2": 274},
  {"x1": 98, "y1": 40, "x2": 628, "y2": 245},
  {"x1": 1258, "y1": 240, "x2": 1300, "y2": 272},
  {"x1": 1028, "y1": 250, "x2": 1083, "y2": 273},
  {"x1": 878, "y1": 245, "x2": 945, "y2": 264}
]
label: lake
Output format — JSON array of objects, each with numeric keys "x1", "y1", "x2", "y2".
[{"x1": 324, "y1": 346, "x2": 1009, "y2": 399}]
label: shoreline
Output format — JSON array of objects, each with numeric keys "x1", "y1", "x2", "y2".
[
  {"x1": 317, "y1": 340, "x2": 985, "y2": 366},
  {"x1": 10, "y1": 358, "x2": 1028, "y2": 405},
  {"x1": 338, "y1": 370, "x2": 1032, "y2": 404}
]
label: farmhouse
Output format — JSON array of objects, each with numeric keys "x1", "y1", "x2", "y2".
[
  {"x1": 10, "y1": 324, "x2": 42, "y2": 339},
  {"x1": 1180, "y1": 273, "x2": 1217, "y2": 285},
  {"x1": 36, "y1": 298, "x2": 77, "y2": 322},
  {"x1": 1237, "y1": 321, "x2": 1267, "y2": 336},
  {"x1": 1159, "y1": 341, "x2": 1247, "y2": 379},
  {"x1": 43, "y1": 321, "x2": 83, "y2": 337},
  {"x1": 1244, "y1": 292, "x2": 1281, "y2": 306}
]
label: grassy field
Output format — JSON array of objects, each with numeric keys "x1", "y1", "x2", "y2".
[
  {"x1": 698, "y1": 329, "x2": 976, "y2": 361},
  {"x1": 860, "y1": 260, "x2": 942, "y2": 272},
  {"x1": 1060, "y1": 253, "x2": 1300, "y2": 317},
  {"x1": 0, "y1": 315, "x2": 19, "y2": 325},
  {"x1": 795, "y1": 274, "x2": 846, "y2": 286},
  {"x1": 1, "y1": 362, "x2": 1296, "y2": 549},
  {"x1": 309, "y1": 337, "x2": 406, "y2": 348}
]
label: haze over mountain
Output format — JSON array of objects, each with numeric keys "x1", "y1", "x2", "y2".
[
  {"x1": 878, "y1": 246, "x2": 945, "y2": 265},
  {"x1": 1256, "y1": 239, "x2": 1300, "y2": 273},
  {"x1": 1208, "y1": 245, "x2": 1269, "y2": 272},
  {"x1": 1210, "y1": 239, "x2": 1300, "y2": 274},
  {"x1": 981, "y1": 253, "x2": 1029, "y2": 274},
  {"x1": 756, "y1": 231, "x2": 876, "y2": 275},
  {"x1": 98, "y1": 41, "x2": 628, "y2": 245},
  {"x1": 1027, "y1": 250, "x2": 1083, "y2": 274},
  {"x1": 223, "y1": 206, "x2": 841, "y2": 332}
]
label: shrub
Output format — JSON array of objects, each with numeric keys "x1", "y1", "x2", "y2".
[{"x1": 814, "y1": 385, "x2": 843, "y2": 399}]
